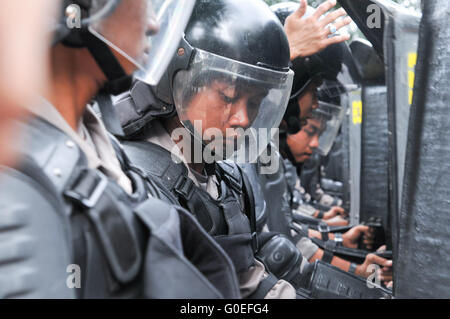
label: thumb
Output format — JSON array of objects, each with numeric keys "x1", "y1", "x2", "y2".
[{"x1": 367, "y1": 254, "x2": 391, "y2": 267}]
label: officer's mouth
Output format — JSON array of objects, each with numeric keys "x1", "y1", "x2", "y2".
[{"x1": 300, "y1": 152, "x2": 312, "y2": 160}]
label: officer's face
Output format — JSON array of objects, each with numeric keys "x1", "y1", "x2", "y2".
[
  {"x1": 286, "y1": 118, "x2": 321, "y2": 163},
  {"x1": 184, "y1": 80, "x2": 265, "y2": 146},
  {"x1": 102, "y1": 0, "x2": 159, "y2": 75},
  {"x1": 297, "y1": 84, "x2": 319, "y2": 127}
]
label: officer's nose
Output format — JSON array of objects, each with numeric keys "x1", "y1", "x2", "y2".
[
  {"x1": 229, "y1": 99, "x2": 250, "y2": 129},
  {"x1": 312, "y1": 98, "x2": 319, "y2": 111},
  {"x1": 146, "y1": 18, "x2": 160, "y2": 37},
  {"x1": 310, "y1": 135, "x2": 320, "y2": 150}
]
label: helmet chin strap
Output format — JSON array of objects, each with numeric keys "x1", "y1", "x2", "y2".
[
  {"x1": 295, "y1": 162, "x2": 304, "y2": 177},
  {"x1": 81, "y1": 31, "x2": 131, "y2": 95},
  {"x1": 175, "y1": 120, "x2": 217, "y2": 176},
  {"x1": 80, "y1": 30, "x2": 131, "y2": 137}
]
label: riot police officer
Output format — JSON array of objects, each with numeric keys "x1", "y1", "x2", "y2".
[
  {"x1": 114, "y1": 0, "x2": 302, "y2": 299},
  {"x1": 282, "y1": 80, "x2": 348, "y2": 223},
  {"x1": 112, "y1": 0, "x2": 393, "y2": 299},
  {"x1": 0, "y1": 0, "x2": 241, "y2": 299}
]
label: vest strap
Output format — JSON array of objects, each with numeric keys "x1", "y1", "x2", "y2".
[
  {"x1": 65, "y1": 168, "x2": 143, "y2": 284},
  {"x1": 247, "y1": 273, "x2": 279, "y2": 299}
]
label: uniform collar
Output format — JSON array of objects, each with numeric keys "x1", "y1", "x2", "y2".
[{"x1": 24, "y1": 98, "x2": 132, "y2": 194}]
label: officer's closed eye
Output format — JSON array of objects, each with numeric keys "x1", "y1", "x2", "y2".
[
  {"x1": 218, "y1": 91, "x2": 240, "y2": 104},
  {"x1": 304, "y1": 124, "x2": 319, "y2": 137}
]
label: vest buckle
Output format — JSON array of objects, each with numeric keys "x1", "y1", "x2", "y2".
[
  {"x1": 174, "y1": 175, "x2": 195, "y2": 201},
  {"x1": 65, "y1": 168, "x2": 108, "y2": 208}
]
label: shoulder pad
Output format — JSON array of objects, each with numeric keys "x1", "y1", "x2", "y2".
[
  {"x1": 13, "y1": 117, "x2": 86, "y2": 196},
  {"x1": 122, "y1": 140, "x2": 188, "y2": 190},
  {"x1": 114, "y1": 81, "x2": 176, "y2": 137}
]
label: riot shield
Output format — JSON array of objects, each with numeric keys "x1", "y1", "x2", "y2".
[
  {"x1": 396, "y1": 0, "x2": 450, "y2": 298},
  {"x1": 378, "y1": 0, "x2": 421, "y2": 274},
  {"x1": 346, "y1": 40, "x2": 389, "y2": 232},
  {"x1": 346, "y1": 87, "x2": 363, "y2": 226},
  {"x1": 338, "y1": 0, "x2": 386, "y2": 59},
  {"x1": 360, "y1": 84, "x2": 389, "y2": 230},
  {"x1": 339, "y1": 92, "x2": 351, "y2": 215},
  {"x1": 339, "y1": 0, "x2": 422, "y2": 292},
  {"x1": 349, "y1": 39, "x2": 390, "y2": 232}
]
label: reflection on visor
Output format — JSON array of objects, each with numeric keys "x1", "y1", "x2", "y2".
[
  {"x1": 318, "y1": 80, "x2": 347, "y2": 104},
  {"x1": 88, "y1": 0, "x2": 195, "y2": 85},
  {"x1": 172, "y1": 48, "x2": 294, "y2": 163},
  {"x1": 312, "y1": 101, "x2": 344, "y2": 156}
]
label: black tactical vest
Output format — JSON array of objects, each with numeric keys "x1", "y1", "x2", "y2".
[{"x1": 121, "y1": 140, "x2": 257, "y2": 275}]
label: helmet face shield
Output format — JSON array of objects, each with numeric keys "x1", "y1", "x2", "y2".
[
  {"x1": 312, "y1": 101, "x2": 344, "y2": 156},
  {"x1": 172, "y1": 49, "x2": 294, "y2": 164},
  {"x1": 317, "y1": 80, "x2": 347, "y2": 105},
  {"x1": 88, "y1": 0, "x2": 195, "y2": 85}
]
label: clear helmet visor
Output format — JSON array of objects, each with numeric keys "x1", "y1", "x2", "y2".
[
  {"x1": 286, "y1": 101, "x2": 342, "y2": 164},
  {"x1": 312, "y1": 101, "x2": 344, "y2": 156},
  {"x1": 88, "y1": 0, "x2": 195, "y2": 85},
  {"x1": 172, "y1": 49, "x2": 294, "y2": 164}
]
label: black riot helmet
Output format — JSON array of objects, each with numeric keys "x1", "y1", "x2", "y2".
[
  {"x1": 153, "y1": 0, "x2": 292, "y2": 105},
  {"x1": 271, "y1": 1, "x2": 345, "y2": 134},
  {"x1": 145, "y1": 0, "x2": 295, "y2": 163},
  {"x1": 52, "y1": 0, "x2": 195, "y2": 91}
]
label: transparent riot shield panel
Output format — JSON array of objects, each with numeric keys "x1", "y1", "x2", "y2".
[
  {"x1": 337, "y1": 64, "x2": 358, "y2": 215},
  {"x1": 396, "y1": 0, "x2": 450, "y2": 298},
  {"x1": 347, "y1": 89, "x2": 363, "y2": 226},
  {"x1": 340, "y1": 94, "x2": 351, "y2": 214}
]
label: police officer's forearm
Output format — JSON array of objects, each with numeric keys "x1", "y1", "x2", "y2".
[
  {"x1": 313, "y1": 210, "x2": 323, "y2": 219},
  {"x1": 308, "y1": 249, "x2": 351, "y2": 273},
  {"x1": 308, "y1": 229, "x2": 336, "y2": 241}
]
